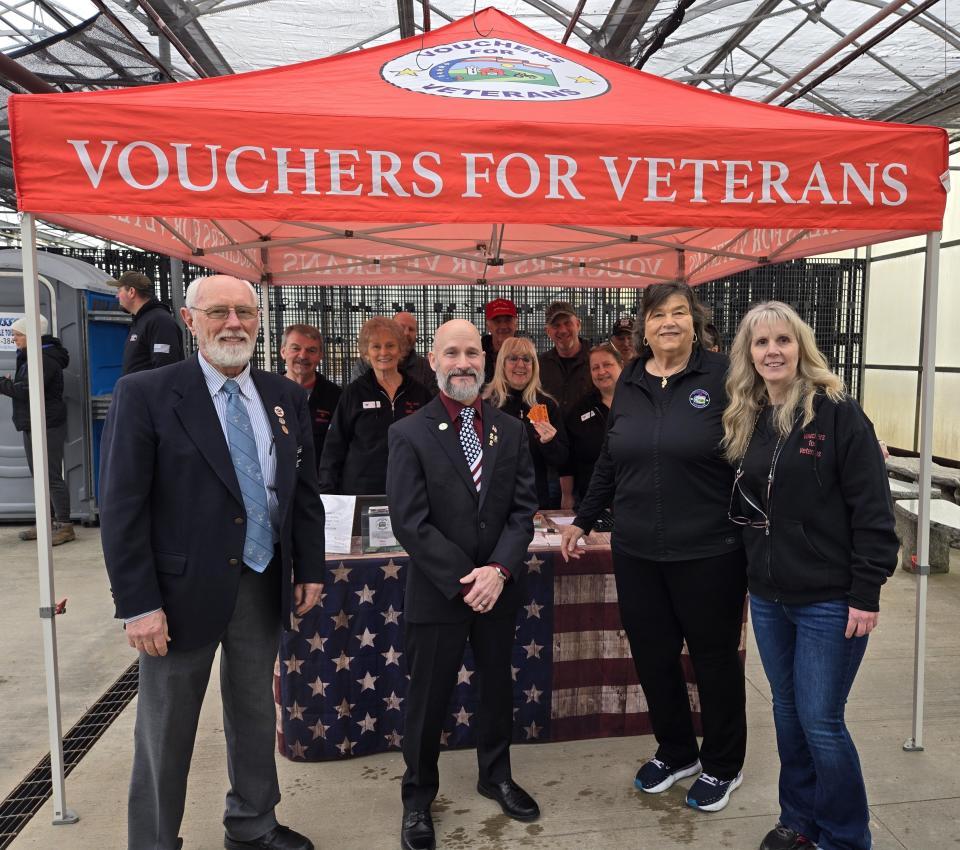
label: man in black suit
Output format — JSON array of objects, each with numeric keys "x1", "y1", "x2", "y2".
[
  {"x1": 386, "y1": 319, "x2": 539, "y2": 850},
  {"x1": 100, "y1": 275, "x2": 325, "y2": 850}
]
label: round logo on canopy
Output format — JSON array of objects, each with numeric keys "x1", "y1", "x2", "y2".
[{"x1": 381, "y1": 38, "x2": 609, "y2": 102}]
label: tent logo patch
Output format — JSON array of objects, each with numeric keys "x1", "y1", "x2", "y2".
[{"x1": 382, "y1": 39, "x2": 609, "y2": 101}]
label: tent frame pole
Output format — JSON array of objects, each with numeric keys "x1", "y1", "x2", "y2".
[
  {"x1": 904, "y1": 230, "x2": 941, "y2": 753},
  {"x1": 19, "y1": 212, "x2": 79, "y2": 824}
]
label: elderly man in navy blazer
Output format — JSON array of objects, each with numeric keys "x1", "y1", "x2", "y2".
[
  {"x1": 100, "y1": 275, "x2": 325, "y2": 850},
  {"x1": 386, "y1": 319, "x2": 539, "y2": 850}
]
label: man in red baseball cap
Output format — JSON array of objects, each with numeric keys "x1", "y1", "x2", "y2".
[{"x1": 482, "y1": 298, "x2": 518, "y2": 383}]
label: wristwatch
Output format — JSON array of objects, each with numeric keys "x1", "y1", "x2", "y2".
[{"x1": 493, "y1": 565, "x2": 508, "y2": 582}]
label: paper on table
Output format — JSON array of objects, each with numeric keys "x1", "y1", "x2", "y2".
[
  {"x1": 320, "y1": 494, "x2": 356, "y2": 554},
  {"x1": 551, "y1": 516, "x2": 577, "y2": 526}
]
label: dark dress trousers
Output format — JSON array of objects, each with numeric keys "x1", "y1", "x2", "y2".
[
  {"x1": 386, "y1": 395, "x2": 537, "y2": 810},
  {"x1": 99, "y1": 354, "x2": 326, "y2": 849}
]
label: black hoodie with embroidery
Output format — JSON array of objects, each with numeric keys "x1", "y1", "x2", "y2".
[
  {"x1": 122, "y1": 298, "x2": 184, "y2": 375},
  {"x1": 0, "y1": 335, "x2": 70, "y2": 431},
  {"x1": 736, "y1": 394, "x2": 898, "y2": 612}
]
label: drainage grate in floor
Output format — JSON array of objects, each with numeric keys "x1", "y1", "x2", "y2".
[{"x1": 0, "y1": 660, "x2": 140, "y2": 849}]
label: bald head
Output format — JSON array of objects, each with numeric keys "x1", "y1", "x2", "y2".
[
  {"x1": 430, "y1": 320, "x2": 484, "y2": 403},
  {"x1": 393, "y1": 311, "x2": 418, "y2": 350}
]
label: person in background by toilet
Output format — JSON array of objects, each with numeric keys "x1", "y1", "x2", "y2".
[
  {"x1": 108, "y1": 270, "x2": 185, "y2": 375},
  {"x1": 0, "y1": 315, "x2": 74, "y2": 545}
]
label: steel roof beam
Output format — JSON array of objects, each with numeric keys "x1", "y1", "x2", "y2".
[{"x1": 592, "y1": 0, "x2": 659, "y2": 62}]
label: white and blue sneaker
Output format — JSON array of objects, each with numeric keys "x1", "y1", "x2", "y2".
[
  {"x1": 634, "y1": 757, "x2": 701, "y2": 793},
  {"x1": 685, "y1": 770, "x2": 743, "y2": 812}
]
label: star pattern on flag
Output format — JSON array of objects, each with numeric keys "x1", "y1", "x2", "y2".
[
  {"x1": 309, "y1": 719, "x2": 330, "y2": 740},
  {"x1": 525, "y1": 554, "x2": 544, "y2": 574},
  {"x1": 290, "y1": 613, "x2": 303, "y2": 632},
  {"x1": 357, "y1": 671, "x2": 379, "y2": 692},
  {"x1": 381, "y1": 605, "x2": 402, "y2": 625},
  {"x1": 307, "y1": 632, "x2": 327, "y2": 653},
  {"x1": 276, "y1": 553, "x2": 558, "y2": 762},
  {"x1": 308, "y1": 677, "x2": 328, "y2": 697},
  {"x1": 523, "y1": 721, "x2": 542, "y2": 740},
  {"x1": 380, "y1": 559, "x2": 402, "y2": 580},
  {"x1": 355, "y1": 584, "x2": 376, "y2": 605},
  {"x1": 330, "y1": 563, "x2": 352, "y2": 583},
  {"x1": 331, "y1": 610, "x2": 353, "y2": 630}
]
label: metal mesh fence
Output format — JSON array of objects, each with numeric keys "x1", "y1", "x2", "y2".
[{"x1": 40, "y1": 248, "x2": 865, "y2": 398}]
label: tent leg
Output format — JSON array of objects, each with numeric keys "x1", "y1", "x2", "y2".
[
  {"x1": 19, "y1": 213, "x2": 79, "y2": 824},
  {"x1": 261, "y1": 280, "x2": 273, "y2": 372},
  {"x1": 904, "y1": 230, "x2": 941, "y2": 754}
]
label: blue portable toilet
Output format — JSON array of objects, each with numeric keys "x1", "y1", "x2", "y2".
[{"x1": 0, "y1": 250, "x2": 128, "y2": 523}]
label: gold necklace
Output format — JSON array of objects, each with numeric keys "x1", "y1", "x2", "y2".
[{"x1": 650, "y1": 357, "x2": 690, "y2": 389}]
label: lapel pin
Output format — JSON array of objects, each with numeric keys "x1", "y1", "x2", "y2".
[
  {"x1": 281, "y1": 425, "x2": 289, "y2": 434},
  {"x1": 439, "y1": 422, "x2": 449, "y2": 431},
  {"x1": 278, "y1": 418, "x2": 286, "y2": 425},
  {"x1": 274, "y1": 405, "x2": 284, "y2": 417}
]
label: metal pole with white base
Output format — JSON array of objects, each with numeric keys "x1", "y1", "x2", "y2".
[
  {"x1": 19, "y1": 213, "x2": 79, "y2": 824},
  {"x1": 904, "y1": 230, "x2": 941, "y2": 754}
]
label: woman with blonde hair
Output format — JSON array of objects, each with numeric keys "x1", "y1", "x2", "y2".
[
  {"x1": 319, "y1": 316, "x2": 431, "y2": 494},
  {"x1": 723, "y1": 301, "x2": 897, "y2": 850},
  {"x1": 484, "y1": 336, "x2": 567, "y2": 509}
]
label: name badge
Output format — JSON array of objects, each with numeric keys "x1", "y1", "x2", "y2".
[
  {"x1": 362, "y1": 400, "x2": 381, "y2": 409},
  {"x1": 580, "y1": 410, "x2": 596, "y2": 422}
]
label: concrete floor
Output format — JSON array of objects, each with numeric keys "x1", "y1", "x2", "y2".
[{"x1": 2, "y1": 524, "x2": 959, "y2": 850}]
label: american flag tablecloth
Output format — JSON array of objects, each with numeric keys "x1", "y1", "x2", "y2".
[{"x1": 276, "y1": 548, "x2": 743, "y2": 760}]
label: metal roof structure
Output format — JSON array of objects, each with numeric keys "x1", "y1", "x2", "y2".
[{"x1": 1, "y1": 0, "x2": 957, "y2": 247}]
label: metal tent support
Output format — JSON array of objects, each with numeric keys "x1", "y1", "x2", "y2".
[
  {"x1": 904, "y1": 230, "x2": 941, "y2": 753},
  {"x1": 19, "y1": 212, "x2": 79, "y2": 824}
]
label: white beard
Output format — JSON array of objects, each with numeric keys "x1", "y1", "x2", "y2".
[{"x1": 202, "y1": 332, "x2": 256, "y2": 369}]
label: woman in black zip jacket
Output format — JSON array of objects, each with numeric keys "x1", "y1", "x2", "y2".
[
  {"x1": 318, "y1": 317, "x2": 431, "y2": 495},
  {"x1": 723, "y1": 301, "x2": 897, "y2": 850},
  {"x1": 559, "y1": 283, "x2": 748, "y2": 814}
]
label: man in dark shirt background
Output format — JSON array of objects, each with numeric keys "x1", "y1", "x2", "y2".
[
  {"x1": 279, "y1": 323, "x2": 341, "y2": 468},
  {"x1": 481, "y1": 298, "x2": 518, "y2": 383},
  {"x1": 538, "y1": 301, "x2": 592, "y2": 419},
  {"x1": 108, "y1": 270, "x2": 185, "y2": 375}
]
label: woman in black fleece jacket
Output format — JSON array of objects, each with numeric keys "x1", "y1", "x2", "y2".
[{"x1": 723, "y1": 301, "x2": 898, "y2": 850}]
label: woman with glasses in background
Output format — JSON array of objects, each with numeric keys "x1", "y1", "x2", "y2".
[
  {"x1": 484, "y1": 336, "x2": 568, "y2": 509},
  {"x1": 559, "y1": 283, "x2": 748, "y2": 814},
  {"x1": 318, "y1": 316, "x2": 431, "y2": 495},
  {"x1": 723, "y1": 301, "x2": 897, "y2": 850}
]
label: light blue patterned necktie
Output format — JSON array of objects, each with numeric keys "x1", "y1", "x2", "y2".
[{"x1": 223, "y1": 379, "x2": 273, "y2": 573}]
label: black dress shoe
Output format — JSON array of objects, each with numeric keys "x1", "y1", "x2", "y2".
[
  {"x1": 400, "y1": 809, "x2": 435, "y2": 850},
  {"x1": 477, "y1": 779, "x2": 540, "y2": 822},
  {"x1": 224, "y1": 824, "x2": 314, "y2": 850}
]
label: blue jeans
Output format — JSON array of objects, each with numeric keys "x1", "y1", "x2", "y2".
[{"x1": 750, "y1": 596, "x2": 871, "y2": 850}]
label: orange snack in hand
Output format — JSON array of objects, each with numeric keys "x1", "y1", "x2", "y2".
[{"x1": 527, "y1": 403, "x2": 549, "y2": 424}]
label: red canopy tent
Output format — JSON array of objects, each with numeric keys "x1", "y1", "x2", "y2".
[{"x1": 6, "y1": 6, "x2": 948, "y2": 824}]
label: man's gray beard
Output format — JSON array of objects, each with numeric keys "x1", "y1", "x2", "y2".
[
  {"x1": 203, "y1": 333, "x2": 256, "y2": 369},
  {"x1": 438, "y1": 369, "x2": 482, "y2": 402}
]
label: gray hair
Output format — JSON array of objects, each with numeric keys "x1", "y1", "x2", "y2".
[{"x1": 184, "y1": 276, "x2": 258, "y2": 309}]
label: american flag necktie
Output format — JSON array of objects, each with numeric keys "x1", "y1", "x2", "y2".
[{"x1": 459, "y1": 406, "x2": 482, "y2": 493}]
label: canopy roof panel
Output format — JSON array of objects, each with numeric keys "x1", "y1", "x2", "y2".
[{"x1": 7, "y1": 8, "x2": 949, "y2": 287}]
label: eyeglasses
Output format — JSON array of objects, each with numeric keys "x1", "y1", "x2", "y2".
[
  {"x1": 505, "y1": 355, "x2": 533, "y2": 364},
  {"x1": 727, "y1": 469, "x2": 770, "y2": 530},
  {"x1": 189, "y1": 305, "x2": 259, "y2": 321}
]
